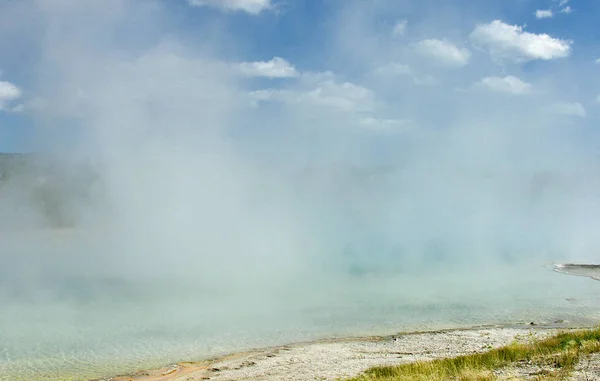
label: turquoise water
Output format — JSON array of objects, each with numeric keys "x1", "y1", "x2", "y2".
[{"x1": 1, "y1": 254, "x2": 599, "y2": 381}]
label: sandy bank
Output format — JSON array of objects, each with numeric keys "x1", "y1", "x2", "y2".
[{"x1": 95, "y1": 323, "x2": 600, "y2": 381}]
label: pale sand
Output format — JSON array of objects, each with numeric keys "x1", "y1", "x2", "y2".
[{"x1": 94, "y1": 324, "x2": 600, "y2": 381}]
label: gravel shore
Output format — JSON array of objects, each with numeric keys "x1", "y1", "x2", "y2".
[{"x1": 101, "y1": 323, "x2": 600, "y2": 381}]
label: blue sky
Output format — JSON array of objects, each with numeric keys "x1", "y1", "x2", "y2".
[{"x1": 0, "y1": 0, "x2": 599, "y2": 163}]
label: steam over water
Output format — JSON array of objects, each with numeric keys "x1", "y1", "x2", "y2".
[
  {"x1": 2, "y1": 1, "x2": 600, "y2": 380},
  {"x1": 1, "y1": 210, "x2": 600, "y2": 380},
  {"x1": 1, "y1": 252, "x2": 599, "y2": 381}
]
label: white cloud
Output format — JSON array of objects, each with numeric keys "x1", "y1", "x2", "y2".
[
  {"x1": 0, "y1": 80, "x2": 22, "y2": 111},
  {"x1": 415, "y1": 39, "x2": 471, "y2": 67},
  {"x1": 560, "y1": 6, "x2": 572, "y2": 14},
  {"x1": 249, "y1": 89, "x2": 274, "y2": 101},
  {"x1": 0, "y1": 81, "x2": 20, "y2": 100},
  {"x1": 371, "y1": 63, "x2": 438, "y2": 86},
  {"x1": 557, "y1": 0, "x2": 570, "y2": 6},
  {"x1": 247, "y1": 89, "x2": 275, "y2": 107},
  {"x1": 238, "y1": 57, "x2": 299, "y2": 78},
  {"x1": 299, "y1": 80, "x2": 374, "y2": 112},
  {"x1": 10, "y1": 104, "x2": 25, "y2": 113},
  {"x1": 535, "y1": 9, "x2": 553, "y2": 19},
  {"x1": 392, "y1": 20, "x2": 407, "y2": 37},
  {"x1": 595, "y1": 58, "x2": 600, "y2": 64},
  {"x1": 472, "y1": 76, "x2": 533, "y2": 95},
  {"x1": 548, "y1": 102, "x2": 586, "y2": 117},
  {"x1": 186, "y1": 0, "x2": 271, "y2": 14},
  {"x1": 413, "y1": 75, "x2": 439, "y2": 86},
  {"x1": 372, "y1": 62, "x2": 412, "y2": 77},
  {"x1": 469, "y1": 20, "x2": 572, "y2": 63},
  {"x1": 250, "y1": 73, "x2": 376, "y2": 114},
  {"x1": 359, "y1": 117, "x2": 413, "y2": 132},
  {"x1": 595, "y1": 94, "x2": 600, "y2": 104}
]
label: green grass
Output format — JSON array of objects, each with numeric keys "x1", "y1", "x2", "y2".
[{"x1": 347, "y1": 327, "x2": 600, "y2": 381}]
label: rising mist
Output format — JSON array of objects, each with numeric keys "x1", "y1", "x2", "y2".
[{"x1": 1, "y1": 1, "x2": 599, "y2": 380}]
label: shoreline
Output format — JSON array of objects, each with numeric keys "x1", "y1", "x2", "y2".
[
  {"x1": 553, "y1": 263, "x2": 600, "y2": 281},
  {"x1": 94, "y1": 320, "x2": 598, "y2": 381}
]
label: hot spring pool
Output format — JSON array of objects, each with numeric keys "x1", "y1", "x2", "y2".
[{"x1": 1, "y1": 260, "x2": 599, "y2": 381}]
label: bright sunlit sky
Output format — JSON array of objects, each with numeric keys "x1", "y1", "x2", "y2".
[{"x1": 0, "y1": 0, "x2": 599, "y2": 162}]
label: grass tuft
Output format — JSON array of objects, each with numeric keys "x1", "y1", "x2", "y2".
[{"x1": 347, "y1": 327, "x2": 600, "y2": 381}]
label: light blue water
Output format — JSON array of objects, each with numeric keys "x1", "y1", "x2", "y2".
[{"x1": 1, "y1": 254, "x2": 599, "y2": 381}]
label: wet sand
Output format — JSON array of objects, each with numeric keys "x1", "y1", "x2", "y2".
[{"x1": 94, "y1": 322, "x2": 600, "y2": 381}]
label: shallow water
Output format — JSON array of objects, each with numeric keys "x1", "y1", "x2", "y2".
[
  {"x1": 2, "y1": 234, "x2": 600, "y2": 380},
  {"x1": 1, "y1": 270, "x2": 599, "y2": 380}
]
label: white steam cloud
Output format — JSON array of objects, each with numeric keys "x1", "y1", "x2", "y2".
[{"x1": 1, "y1": 1, "x2": 599, "y2": 380}]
